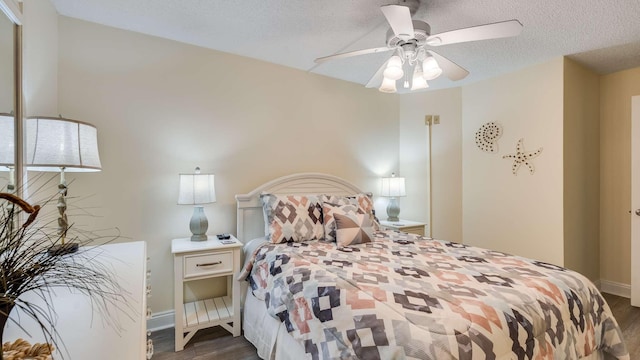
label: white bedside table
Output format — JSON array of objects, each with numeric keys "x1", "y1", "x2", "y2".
[
  {"x1": 172, "y1": 235, "x2": 242, "y2": 351},
  {"x1": 379, "y1": 219, "x2": 427, "y2": 236}
]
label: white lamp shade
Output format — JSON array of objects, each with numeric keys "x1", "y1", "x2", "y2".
[
  {"x1": 178, "y1": 173, "x2": 216, "y2": 205},
  {"x1": 25, "y1": 116, "x2": 102, "y2": 172},
  {"x1": 380, "y1": 176, "x2": 406, "y2": 197},
  {"x1": 411, "y1": 66, "x2": 429, "y2": 91},
  {"x1": 422, "y1": 56, "x2": 443, "y2": 81},
  {"x1": 411, "y1": 76, "x2": 428, "y2": 90},
  {"x1": 383, "y1": 55, "x2": 404, "y2": 81},
  {"x1": 379, "y1": 77, "x2": 397, "y2": 93},
  {"x1": 0, "y1": 113, "x2": 14, "y2": 166}
]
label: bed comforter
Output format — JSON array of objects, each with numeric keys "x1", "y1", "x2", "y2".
[{"x1": 240, "y1": 231, "x2": 629, "y2": 359}]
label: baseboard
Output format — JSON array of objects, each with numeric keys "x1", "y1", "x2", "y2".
[
  {"x1": 599, "y1": 279, "x2": 631, "y2": 299},
  {"x1": 147, "y1": 310, "x2": 175, "y2": 332}
]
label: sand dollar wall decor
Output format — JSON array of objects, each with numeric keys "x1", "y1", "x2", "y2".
[{"x1": 475, "y1": 122, "x2": 502, "y2": 153}]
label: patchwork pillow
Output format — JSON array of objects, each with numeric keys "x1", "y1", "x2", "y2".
[
  {"x1": 322, "y1": 202, "x2": 359, "y2": 242},
  {"x1": 261, "y1": 194, "x2": 324, "y2": 243},
  {"x1": 320, "y1": 193, "x2": 380, "y2": 234},
  {"x1": 334, "y1": 212, "x2": 375, "y2": 249},
  {"x1": 352, "y1": 193, "x2": 381, "y2": 229}
]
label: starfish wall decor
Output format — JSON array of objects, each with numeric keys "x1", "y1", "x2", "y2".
[{"x1": 502, "y1": 138, "x2": 543, "y2": 175}]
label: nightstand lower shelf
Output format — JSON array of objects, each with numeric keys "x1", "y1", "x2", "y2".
[{"x1": 183, "y1": 296, "x2": 234, "y2": 328}]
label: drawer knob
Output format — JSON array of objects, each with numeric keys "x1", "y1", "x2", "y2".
[
  {"x1": 196, "y1": 261, "x2": 222, "y2": 267},
  {"x1": 146, "y1": 339, "x2": 154, "y2": 359}
]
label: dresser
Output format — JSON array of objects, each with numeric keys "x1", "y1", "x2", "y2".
[{"x1": 3, "y1": 241, "x2": 150, "y2": 359}]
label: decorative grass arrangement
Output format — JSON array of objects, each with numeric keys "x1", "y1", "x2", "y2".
[{"x1": 0, "y1": 191, "x2": 127, "y2": 360}]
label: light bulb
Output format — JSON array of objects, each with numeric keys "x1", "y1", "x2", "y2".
[
  {"x1": 379, "y1": 77, "x2": 397, "y2": 93},
  {"x1": 422, "y1": 56, "x2": 442, "y2": 80},
  {"x1": 383, "y1": 56, "x2": 404, "y2": 81}
]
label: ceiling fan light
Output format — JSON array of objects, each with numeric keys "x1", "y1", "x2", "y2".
[
  {"x1": 411, "y1": 77, "x2": 428, "y2": 90},
  {"x1": 383, "y1": 55, "x2": 404, "y2": 80},
  {"x1": 379, "y1": 77, "x2": 397, "y2": 93},
  {"x1": 411, "y1": 67, "x2": 429, "y2": 90},
  {"x1": 422, "y1": 56, "x2": 443, "y2": 80}
]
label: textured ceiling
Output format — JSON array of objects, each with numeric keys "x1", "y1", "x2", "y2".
[{"x1": 50, "y1": 0, "x2": 640, "y2": 91}]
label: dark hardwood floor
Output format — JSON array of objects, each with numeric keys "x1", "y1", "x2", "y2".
[
  {"x1": 150, "y1": 326, "x2": 259, "y2": 360},
  {"x1": 602, "y1": 293, "x2": 640, "y2": 359},
  {"x1": 151, "y1": 293, "x2": 640, "y2": 359}
]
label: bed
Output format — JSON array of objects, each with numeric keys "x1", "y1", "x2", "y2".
[{"x1": 235, "y1": 173, "x2": 629, "y2": 360}]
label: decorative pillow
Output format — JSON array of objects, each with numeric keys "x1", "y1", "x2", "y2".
[
  {"x1": 352, "y1": 193, "x2": 381, "y2": 229},
  {"x1": 261, "y1": 194, "x2": 324, "y2": 243},
  {"x1": 320, "y1": 193, "x2": 380, "y2": 233},
  {"x1": 322, "y1": 202, "x2": 359, "y2": 242},
  {"x1": 334, "y1": 212, "x2": 375, "y2": 249}
]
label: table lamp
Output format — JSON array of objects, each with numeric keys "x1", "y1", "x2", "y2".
[
  {"x1": 380, "y1": 172, "x2": 406, "y2": 222},
  {"x1": 178, "y1": 167, "x2": 216, "y2": 241}
]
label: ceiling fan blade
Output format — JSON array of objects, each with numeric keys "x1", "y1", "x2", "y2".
[
  {"x1": 427, "y1": 50, "x2": 469, "y2": 81},
  {"x1": 315, "y1": 47, "x2": 393, "y2": 63},
  {"x1": 380, "y1": 5, "x2": 415, "y2": 40},
  {"x1": 365, "y1": 59, "x2": 390, "y2": 88},
  {"x1": 426, "y1": 20, "x2": 523, "y2": 46}
]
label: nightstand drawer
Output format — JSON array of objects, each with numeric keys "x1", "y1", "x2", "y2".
[
  {"x1": 379, "y1": 219, "x2": 427, "y2": 236},
  {"x1": 401, "y1": 226, "x2": 424, "y2": 236},
  {"x1": 184, "y1": 251, "x2": 233, "y2": 279}
]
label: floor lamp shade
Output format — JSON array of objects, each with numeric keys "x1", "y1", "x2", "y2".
[
  {"x1": 24, "y1": 116, "x2": 102, "y2": 255},
  {"x1": 25, "y1": 116, "x2": 102, "y2": 172},
  {"x1": 380, "y1": 173, "x2": 406, "y2": 222},
  {"x1": 0, "y1": 113, "x2": 14, "y2": 167},
  {"x1": 178, "y1": 168, "x2": 216, "y2": 241}
]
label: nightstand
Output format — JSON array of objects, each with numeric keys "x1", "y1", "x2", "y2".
[
  {"x1": 172, "y1": 236, "x2": 242, "y2": 351},
  {"x1": 379, "y1": 219, "x2": 427, "y2": 236}
]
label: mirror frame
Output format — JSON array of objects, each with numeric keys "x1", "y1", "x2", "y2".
[{"x1": 0, "y1": 0, "x2": 22, "y2": 197}]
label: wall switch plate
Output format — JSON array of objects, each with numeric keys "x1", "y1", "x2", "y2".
[{"x1": 433, "y1": 115, "x2": 440, "y2": 124}]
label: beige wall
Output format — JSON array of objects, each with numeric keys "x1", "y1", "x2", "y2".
[
  {"x1": 23, "y1": 0, "x2": 58, "y2": 115},
  {"x1": 399, "y1": 88, "x2": 462, "y2": 242},
  {"x1": 462, "y1": 58, "x2": 565, "y2": 265},
  {"x1": 563, "y1": 58, "x2": 600, "y2": 280},
  {"x1": 57, "y1": 17, "x2": 399, "y2": 313},
  {"x1": 600, "y1": 66, "x2": 640, "y2": 284}
]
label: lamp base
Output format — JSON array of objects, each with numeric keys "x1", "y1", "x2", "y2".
[
  {"x1": 47, "y1": 242, "x2": 79, "y2": 256},
  {"x1": 190, "y1": 206, "x2": 209, "y2": 242},
  {"x1": 190, "y1": 234, "x2": 208, "y2": 241},
  {"x1": 386, "y1": 197, "x2": 400, "y2": 222}
]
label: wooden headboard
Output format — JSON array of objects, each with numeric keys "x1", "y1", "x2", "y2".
[{"x1": 235, "y1": 173, "x2": 368, "y2": 243}]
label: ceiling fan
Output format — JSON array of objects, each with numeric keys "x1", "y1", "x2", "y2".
[{"x1": 315, "y1": 4, "x2": 523, "y2": 93}]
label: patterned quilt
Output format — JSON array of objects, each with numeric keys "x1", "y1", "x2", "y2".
[{"x1": 241, "y1": 231, "x2": 629, "y2": 360}]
